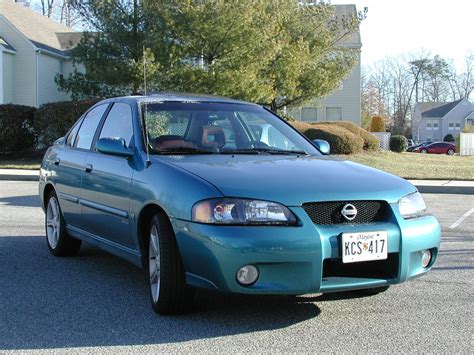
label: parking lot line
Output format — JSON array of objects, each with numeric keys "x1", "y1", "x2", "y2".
[{"x1": 449, "y1": 208, "x2": 474, "y2": 229}]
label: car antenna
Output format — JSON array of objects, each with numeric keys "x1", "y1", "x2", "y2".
[{"x1": 143, "y1": 46, "x2": 151, "y2": 168}]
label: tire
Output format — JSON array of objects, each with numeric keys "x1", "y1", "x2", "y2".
[
  {"x1": 146, "y1": 213, "x2": 194, "y2": 315},
  {"x1": 447, "y1": 149, "x2": 454, "y2": 155},
  {"x1": 356, "y1": 286, "x2": 390, "y2": 296},
  {"x1": 45, "y1": 191, "x2": 81, "y2": 256},
  {"x1": 421, "y1": 149, "x2": 427, "y2": 154}
]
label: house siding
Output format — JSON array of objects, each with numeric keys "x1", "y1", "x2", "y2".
[
  {"x1": 416, "y1": 99, "x2": 473, "y2": 142},
  {"x1": 419, "y1": 117, "x2": 442, "y2": 142},
  {"x1": 37, "y1": 52, "x2": 67, "y2": 105},
  {"x1": 0, "y1": 16, "x2": 36, "y2": 107},
  {"x1": 287, "y1": 52, "x2": 361, "y2": 125},
  {"x1": 442, "y1": 100, "x2": 473, "y2": 137},
  {"x1": 2, "y1": 51, "x2": 13, "y2": 103}
]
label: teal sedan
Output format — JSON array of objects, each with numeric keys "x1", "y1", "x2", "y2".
[{"x1": 39, "y1": 93, "x2": 441, "y2": 315}]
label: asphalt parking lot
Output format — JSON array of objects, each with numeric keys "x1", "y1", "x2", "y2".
[{"x1": 0, "y1": 181, "x2": 472, "y2": 353}]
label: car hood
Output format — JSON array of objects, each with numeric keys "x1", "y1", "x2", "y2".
[{"x1": 158, "y1": 155, "x2": 416, "y2": 206}]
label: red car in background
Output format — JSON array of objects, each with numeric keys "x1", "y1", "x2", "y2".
[{"x1": 413, "y1": 142, "x2": 456, "y2": 155}]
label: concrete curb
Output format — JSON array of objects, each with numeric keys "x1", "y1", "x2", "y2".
[
  {"x1": 411, "y1": 184, "x2": 474, "y2": 195},
  {"x1": 0, "y1": 170, "x2": 39, "y2": 182},
  {"x1": 1, "y1": 170, "x2": 473, "y2": 194},
  {"x1": 0, "y1": 174, "x2": 39, "y2": 181}
]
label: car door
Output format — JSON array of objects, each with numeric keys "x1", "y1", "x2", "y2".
[
  {"x1": 426, "y1": 143, "x2": 437, "y2": 153},
  {"x1": 79, "y1": 102, "x2": 136, "y2": 249},
  {"x1": 433, "y1": 143, "x2": 444, "y2": 154},
  {"x1": 53, "y1": 104, "x2": 109, "y2": 228}
]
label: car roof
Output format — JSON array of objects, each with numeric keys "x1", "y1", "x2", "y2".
[{"x1": 97, "y1": 92, "x2": 259, "y2": 107}]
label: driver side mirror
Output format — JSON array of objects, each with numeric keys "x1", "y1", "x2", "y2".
[
  {"x1": 312, "y1": 139, "x2": 330, "y2": 155},
  {"x1": 96, "y1": 137, "x2": 134, "y2": 157}
]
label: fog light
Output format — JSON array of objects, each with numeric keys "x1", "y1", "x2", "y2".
[
  {"x1": 421, "y1": 249, "x2": 432, "y2": 268},
  {"x1": 236, "y1": 265, "x2": 259, "y2": 285}
]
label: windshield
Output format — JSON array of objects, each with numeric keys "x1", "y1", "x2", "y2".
[{"x1": 141, "y1": 102, "x2": 320, "y2": 155}]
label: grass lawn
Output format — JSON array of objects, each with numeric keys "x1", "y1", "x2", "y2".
[
  {"x1": 0, "y1": 159, "x2": 41, "y2": 170},
  {"x1": 339, "y1": 151, "x2": 474, "y2": 181},
  {"x1": 0, "y1": 155, "x2": 42, "y2": 169}
]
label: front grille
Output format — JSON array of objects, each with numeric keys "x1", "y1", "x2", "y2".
[
  {"x1": 323, "y1": 253, "x2": 399, "y2": 280},
  {"x1": 302, "y1": 200, "x2": 390, "y2": 225}
]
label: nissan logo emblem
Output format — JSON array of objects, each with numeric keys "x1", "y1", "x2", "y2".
[{"x1": 341, "y1": 203, "x2": 357, "y2": 221}]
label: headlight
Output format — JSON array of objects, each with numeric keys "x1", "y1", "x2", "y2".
[
  {"x1": 192, "y1": 198, "x2": 297, "y2": 225},
  {"x1": 399, "y1": 192, "x2": 427, "y2": 219}
]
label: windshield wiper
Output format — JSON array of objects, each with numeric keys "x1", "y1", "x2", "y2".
[
  {"x1": 221, "y1": 148, "x2": 307, "y2": 155},
  {"x1": 261, "y1": 148, "x2": 308, "y2": 155},
  {"x1": 153, "y1": 147, "x2": 215, "y2": 155},
  {"x1": 220, "y1": 149, "x2": 260, "y2": 155}
]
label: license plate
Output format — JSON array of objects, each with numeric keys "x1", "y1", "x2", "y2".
[{"x1": 341, "y1": 231, "x2": 388, "y2": 263}]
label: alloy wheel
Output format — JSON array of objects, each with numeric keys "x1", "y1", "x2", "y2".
[
  {"x1": 46, "y1": 197, "x2": 60, "y2": 249},
  {"x1": 149, "y1": 222, "x2": 161, "y2": 303}
]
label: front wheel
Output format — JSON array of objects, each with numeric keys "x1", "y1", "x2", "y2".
[
  {"x1": 45, "y1": 191, "x2": 81, "y2": 256},
  {"x1": 147, "y1": 213, "x2": 194, "y2": 315},
  {"x1": 447, "y1": 149, "x2": 454, "y2": 155}
]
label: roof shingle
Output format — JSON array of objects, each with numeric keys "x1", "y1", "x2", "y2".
[
  {"x1": 0, "y1": 0, "x2": 79, "y2": 52},
  {"x1": 417, "y1": 100, "x2": 464, "y2": 118}
]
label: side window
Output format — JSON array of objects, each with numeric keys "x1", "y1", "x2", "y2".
[
  {"x1": 99, "y1": 103, "x2": 134, "y2": 147},
  {"x1": 66, "y1": 118, "x2": 83, "y2": 147},
  {"x1": 76, "y1": 104, "x2": 108, "y2": 150}
]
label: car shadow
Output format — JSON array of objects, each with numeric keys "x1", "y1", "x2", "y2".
[
  {"x1": 0, "y1": 235, "x2": 323, "y2": 350},
  {"x1": 0, "y1": 194, "x2": 41, "y2": 208}
]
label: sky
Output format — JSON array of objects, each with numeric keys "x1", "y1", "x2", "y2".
[{"x1": 330, "y1": 0, "x2": 473, "y2": 70}]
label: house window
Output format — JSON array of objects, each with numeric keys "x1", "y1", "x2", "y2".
[
  {"x1": 301, "y1": 107, "x2": 318, "y2": 122},
  {"x1": 455, "y1": 122, "x2": 461, "y2": 129},
  {"x1": 433, "y1": 122, "x2": 439, "y2": 130},
  {"x1": 426, "y1": 122, "x2": 432, "y2": 130},
  {"x1": 326, "y1": 107, "x2": 342, "y2": 121},
  {"x1": 448, "y1": 122, "x2": 454, "y2": 130}
]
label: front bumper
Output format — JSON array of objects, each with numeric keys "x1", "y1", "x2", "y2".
[{"x1": 173, "y1": 205, "x2": 441, "y2": 294}]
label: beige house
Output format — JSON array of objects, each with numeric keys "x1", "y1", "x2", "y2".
[
  {"x1": 288, "y1": 4, "x2": 362, "y2": 125},
  {"x1": 0, "y1": 0, "x2": 82, "y2": 107}
]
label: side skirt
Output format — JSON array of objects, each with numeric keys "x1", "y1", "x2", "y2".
[{"x1": 66, "y1": 225, "x2": 143, "y2": 267}]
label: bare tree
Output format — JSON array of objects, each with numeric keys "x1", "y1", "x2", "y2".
[
  {"x1": 448, "y1": 53, "x2": 473, "y2": 100},
  {"x1": 364, "y1": 52, "x2": 473, "y2": 136},
  {"x1": 41, "y1": 0, "x2": 55, "y2": 18}
]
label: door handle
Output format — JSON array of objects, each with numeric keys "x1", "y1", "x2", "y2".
[
  {"x1": 85, "y1": 164, "x2": 93, "y2": 173},
  {"x1": 54, "y1": 158, "x2": 60, "y2": 166}
]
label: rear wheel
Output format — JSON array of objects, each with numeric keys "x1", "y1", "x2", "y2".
[
  {"x1": 447, "y1": 149, "x2": 454, "y2": 155},
  {"x1": 356, "y1": 286, "x2": 390, "y2": 296},
  {"x1": 45, "y1": 191, "x2": 81, "y2": 256},
  {"x1": 147, "y1": 213, "x2": 194, "y2": 315},
  {"x1": 421, "y1": 149, "x2": 428, "y2": 154}
]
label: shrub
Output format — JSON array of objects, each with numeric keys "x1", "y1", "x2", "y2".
[
  {"x1": 0, "y1": 104, "x2": 37, "y2": 155},
  {"x1": 389, "y1": 135, "x2": 408, "y2": 152},
  {"x1": 370, "y1": 116, "x2": 386, "y2": 132},
  {"x1": 34, "y1": 99, "x2": 100, "y2": 148},
  {"x1": 317, "y1": 121, "x2": 379, "y2": 151},
  {"x1": 291, "y1": 121, "x2": 363, "y2": 154},
  {"x1": 443, "y1": 134, "x2": 455, "y2": 142}
]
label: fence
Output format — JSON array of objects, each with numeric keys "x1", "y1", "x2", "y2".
[
  {"x1": 460, "y1": 133, "x2": 474, "y2": 156},
  {"x1": 371, "y1": 132, "x2": 391, "y2": 150}
]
